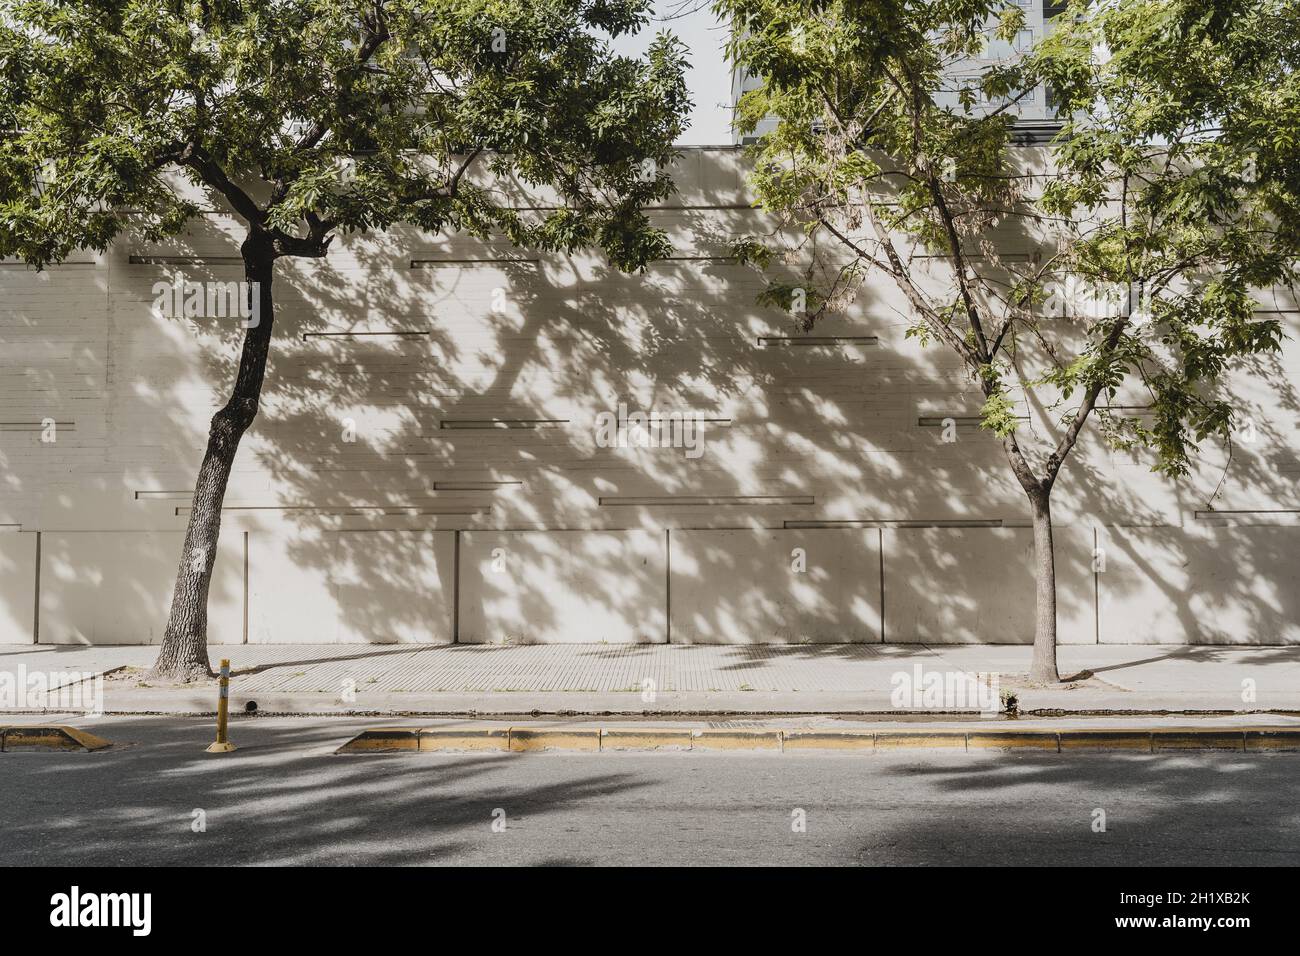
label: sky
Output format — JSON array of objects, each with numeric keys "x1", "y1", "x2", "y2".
[{"x1": 609, "y1": 0, "x2": 734, "y2": 145}]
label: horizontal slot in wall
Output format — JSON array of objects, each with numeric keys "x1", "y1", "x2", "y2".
[
  {"x1": 128, "y1": 255, "x2": 243, "y2": 265},
  {"x1": 174, "y1": 505, "x2": 490, "y2": 517},
  {"x1": 786, "y1": 519, "x2": 1003, "y2": 529},
  {"x1": 1193, "y1": 510, "x2": 1300, "y2": 523},
  {"x1": 439, "y1": 419, "x2": 569, "y2": 430},
  {"x1": 409, "y1": 258, "x2": 540, "y2": 269},
  {"x1": 606, "y1": 416, "x2": 733, "y2": 425},
  {"x1": 600, "y1": 495, "x2": 815, "y2": 507},
  {"x1": 434, "y1": 481, "x2": 524, "y2": 491},
  {"x1": 1, "y1": 260, "x2": 95, "y2": 268},
  {"x1": 757, "y1": 336, "x2": 878, "y2": 347},
  {"x1": 653, "y1": 256, "x2": 740, "y2": 264},
  {"x1": 300, "y1": 330, "x2": 429, "y2": 341},
  {"x1": 0, "y1": 421, "x2": 75, "y2": 432},
  {"x1": 917, "y1": 416, "x2": 1028, "y2": 427},
  {"x1": 912, "y1": 252, "x2": 1035, "y2": 262}
]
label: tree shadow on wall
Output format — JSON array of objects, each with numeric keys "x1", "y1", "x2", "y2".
[{"x1": 3, "y1": 150, "x2": 1300, "y2": 690}]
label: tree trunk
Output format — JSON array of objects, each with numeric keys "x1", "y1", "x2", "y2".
[
  {"x1": 148, "y1": 235, "x2": 276, "y2": 682},
  {"x1": 1027, "y1": 490, "x2": 1060, "y2": 684}
]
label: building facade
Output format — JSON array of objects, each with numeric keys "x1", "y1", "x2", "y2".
[{"x1": 1, "y1": 147, "x2": 1298, "y2": 646}]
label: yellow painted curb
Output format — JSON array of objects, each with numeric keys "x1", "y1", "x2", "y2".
[
  {"x1": 967, "y1": 731, "x2": 1059, "y2": 751},
  {"x1": 874, "y1": 731, "x2": 968, "y2": 750},
  {"x1": 1152, "y1": 730, "x2": 1246, "y2": 752},
  {"x1": 600, "y1": 728, "x2": 694, "y2": 751},
  {"x1": 508, "y1": 728, "x2": 600, "y2": 752},
  {"x1": 334, "y1": 725, "x2": 1300, "y2": 755},
  {"x1": 60, "y1": 727, "x2": 113, "y2": 752},
  {"x1": 1245, "y1": 729, "x2": 1300, "y2": 752},
  {"x1": 782, "y1": 730, "x2": 875, "y2": 751},
  {"x1": 689, "y1": 729, "x2": 782, "y2": 751},
  {"x1": 0, "y1": 725, "x2": 112, "y2": 752},
  {"x1": 418, "y1": 728, "x2": 510, "y2": 752},
  {"x1": 1058, "y1": 731, "x2": 1152, "y2": 752}
]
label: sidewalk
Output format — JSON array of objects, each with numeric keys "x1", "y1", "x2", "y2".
[{"x1": 2, "y1": 642, "x2": 1298, "y2": 716}]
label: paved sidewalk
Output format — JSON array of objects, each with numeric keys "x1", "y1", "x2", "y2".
[{"x1": 2, "y1": 642, "x2": 1297, "y2": 715}]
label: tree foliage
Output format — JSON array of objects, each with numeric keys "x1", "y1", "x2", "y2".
[
  {"x1": 0, "y1": 0, "x2": 692, "y2": 270},
  {"x1": 718, "y1": 0, "x2": 1298, "y2": 488},
  {"x1": 0, "y1": 0, "x2": 691, "y2": 680}
]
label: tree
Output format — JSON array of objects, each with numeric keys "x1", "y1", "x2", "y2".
[
  {"x1": 0, "y1": 0, "x2": 689, "y2": 681},
  {"x1": 718, "y1": 0, "x2": 1299, "y2": 681}
]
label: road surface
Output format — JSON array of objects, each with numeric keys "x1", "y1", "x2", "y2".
[{"x1": 2, "y1": 716, "x2": 1296, "y2": 866}]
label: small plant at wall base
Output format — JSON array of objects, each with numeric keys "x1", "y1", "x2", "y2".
[
  {"x1": 719, "y1": 0, "x2": 1299, "y2": 682},
  {"x1": 0, "y1": 0, "x2": 689, "y2": 681}
]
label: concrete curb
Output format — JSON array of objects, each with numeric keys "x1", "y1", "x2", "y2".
[
  {"x1": 336, "y1": 725, "x2": 1300, "y2": 754},
  {"x1": 0, "y1": 725, "x2": 112, "y2": 752}
]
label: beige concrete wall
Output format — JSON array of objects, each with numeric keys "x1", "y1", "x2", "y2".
[
  {"x1": 882, "y1": 526, "x2": 1095, "y2": 644},
  {"x1": 247, "y1": 530, "x2": 454, "y2": 643},
  {"x1": 37, "y1": 531, "x2": 243, "y2": 644},
  {"x1": 669, "y1": 529, "x2": 881, "y2": 643},
  {"x1": 1097, "y1": 525, "x2": 1300, "y2": 644},
  {"x1": 2, "y1": 147, "x2": 1298, "y2": 645},
  {"x1": 458, "y1": 530, "x2": 666, "y2": 643},
  {"x1": 0, "y1": 533, "x2": 37, "y2": 643}
]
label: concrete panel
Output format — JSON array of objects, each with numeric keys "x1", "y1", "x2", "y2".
[
  {"x1": 669, "y1": 529, "x2": 881, "y2": 643},
  {"x1": 248, "y1": 530, "x2": 454, "y2": 643},
  {"x1": 459, "y1": 530, "x2": 665, "y2": 643},
  {"x1": 1097, "y1": 526, "x2": 1300, "y2": 644},
  {"x1": 0, "y1": 532, "x2": 37, "y2": 643},
  {"x1": 883, "y1": 526, "x2": 1094, "y2": 644},
  {"x1": 39, "y1": 531, "x2": 243, "y2": 644}
]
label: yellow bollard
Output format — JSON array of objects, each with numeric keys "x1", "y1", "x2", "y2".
[{"x1": 205, "y1": 658, "x2": 237, "y2": 754}]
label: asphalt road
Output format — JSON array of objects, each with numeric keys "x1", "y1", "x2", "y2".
[{"x1": 2, "y1": 716, "x2": 1297, "y2": 866}]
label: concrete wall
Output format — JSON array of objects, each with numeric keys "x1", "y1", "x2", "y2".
[
  {"x1": 38, "y1": 531, "x2": 242, "y2": 644},
  {"x1": 0, "y1": 534, "x2": 36, "y2": 644},
  {"x1": 2, "y1": 147, "x2": 1298, "y2": 646},
  {"x1": 458, "y1": 530, "x2": 665, "y2": 643},
  {"x1": 1097, "y1": 526, "x2": 1300, "y2": 645},
  {"x1": 882, "y1": 526, "x2": 1094, "y2": 644},
  {"x1": 4, "y1": 522, "x2": 1297, "y2": 645},
  {"x1": 247, "y1": 530, "x2": 455, "y2": 644},
  {"x1": 669, "y1": 529, "x2": 881, "y2": 643}
]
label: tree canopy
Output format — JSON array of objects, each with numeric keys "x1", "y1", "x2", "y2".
[
  {"x1": 717, "y1": 0, "x2": 1300, "y2": 679},
  {"x1": 0, "y1": 0, "x2": 693, "y2": 681},
  {"x1": 0, "y1": 0, "x2": 691, "y2": 270}
]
